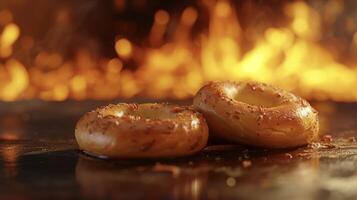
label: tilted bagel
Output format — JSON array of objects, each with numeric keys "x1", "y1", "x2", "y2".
[{"x1": 193, "y1": 81, "x2": 319, "y2": 148}]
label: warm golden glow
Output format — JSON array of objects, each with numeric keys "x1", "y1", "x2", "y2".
[
  {"x1": 1, "y1": 1, "x2": 357, "y2": 101},
  {"x1": 0, "y1": 59, "x2": 29, "y2": 101},
  {"x1": 181, "y1": 7, "x2": 198, "y2": 26},
  {"x1": 2, "y1": 145, "x2": 19, "y2": 163},
  {"x1": 215, "y1": 1, "x2": 232, "y2": 18},
  {"x1": 155, "y1": 10, "x2": 170, "y2": 25},
  {"x1": 0, "y1": 131, "x2": 20, "y2": 141},
  {"x1": 0, "y1": 23, "x2": 20, "y2": 58},
  {"x1": 115, "y1": 38, "x2": 132, "y2": 58}
]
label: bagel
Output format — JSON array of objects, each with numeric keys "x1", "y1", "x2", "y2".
[
  {"x1": 193, "y1": 81, "x2": 319, "y2": 148},
  {"x1": 75, "y1": 103, "x2": 208, "y2": 158}
]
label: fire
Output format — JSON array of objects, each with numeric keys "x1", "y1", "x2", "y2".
[
  {"x1": 0, "y1": 23, "x2": 19, "y2": 58},
  {"x1": 115, "y1": 38, "x2": 133, "y2": 58},
  {"x1": 1, "y1": 0, "x2": 357, "y2": 101},
  {"x1": 0, "y1": 59, "x2": 28, "y2": 101}
]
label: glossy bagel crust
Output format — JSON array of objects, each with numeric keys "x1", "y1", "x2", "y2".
[
  {"x1": 193, "y1": 81, "x2": 319, "y2": 148},
  {"x1": 75, "y1": 103, "x2": 208, "y2": 158}
]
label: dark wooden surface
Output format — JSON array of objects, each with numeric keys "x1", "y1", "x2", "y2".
[{"x1": 1, "y1": 100, "x2": 357, "y2": 200}]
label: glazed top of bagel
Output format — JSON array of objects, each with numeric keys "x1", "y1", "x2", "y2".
[
  {"x1": 77, "y1": 103, "x2": 206, "y2": 135},
  {"x1": 196, "y1": 81, "x2": 311, "y2": 110}
]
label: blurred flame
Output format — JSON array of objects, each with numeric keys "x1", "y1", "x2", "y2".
[
  {"x1": 115, "y1": 38, "x2": 132, "y2": 58},
  {"x1": 1, "y1": 1, "x2": 357, "y2": 101},
  {"x1": 150, "y1": 10, "x2": 170, "y2": 45},
  {"x1": 0, "y1": 23, "x2": 19, "y2": 58},
  {"x1": 0, "y1": 59, "x2": 29, "y2": 101}
]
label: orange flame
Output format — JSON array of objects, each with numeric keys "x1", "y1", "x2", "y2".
[
  {"x1": 0, "y1": 59, "x2": 28, "y2": 101},
  {"x1": 1, "y1": 1, "x2": 357, "y2": 101},
  {"x1": 0, "y1": 23, "x2": 19, "y2": 58}
]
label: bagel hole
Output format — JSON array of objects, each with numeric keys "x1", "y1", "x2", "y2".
[
  {"x1": 129, "y1": 107, "x2": 175, "y2": 119},
  {"x1": 102, "y1": 104, "x2": 176, "y2": 119},
  {"x1": 227, "y1": 86, "x2": 282, "y2": 107}
]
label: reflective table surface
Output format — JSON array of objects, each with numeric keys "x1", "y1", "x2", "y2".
[{"x1": 1, "y1": 101, "x2": 357, "y2": 200}]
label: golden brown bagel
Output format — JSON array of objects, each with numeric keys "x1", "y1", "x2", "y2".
[
  {"x1": 75, "y1": 103, "x2": 208, "y2": 158},
  {"x1": 193, "y1": 81, "x2": 319, "y2": 148}
]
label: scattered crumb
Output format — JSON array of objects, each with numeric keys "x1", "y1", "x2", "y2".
[
  {"x1": 324, "y1": 143, "x2": 338, "y2": 149},
  {"x1": 285, "y1": 153, "x2": 293, "y2": 159},
  {"x1": 242, "y1": 160, "x2": 252, "y2": 168},
  {"x1": 310, "y1": 142, "x2": 322, "y2": 149},
  {"x1": 310, "y1": 142, "x2": 337, "y2": 149},
  {"x1": 321, "y1": 134, "x2": 333, "y2": 142}
]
